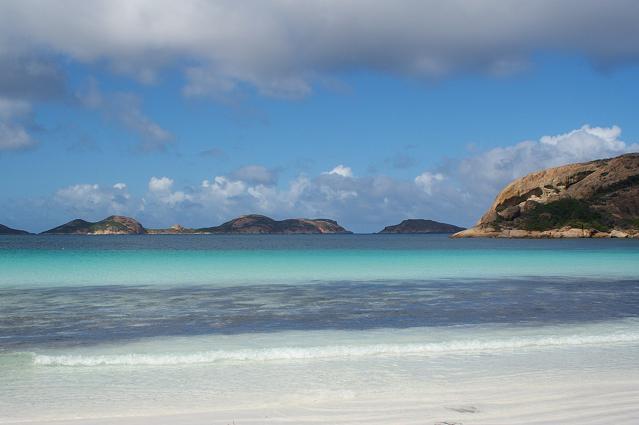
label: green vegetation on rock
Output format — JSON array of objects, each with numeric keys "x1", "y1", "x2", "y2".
[
  {"x1": 41, "y1": 216, "x2": 146, "y2": 234},
  {"x1": 89, "y1": 219, "x2": 131, "y2": 232},
  {"x1": 519, "y1": 198, "x2": 609, "y2": 232}
]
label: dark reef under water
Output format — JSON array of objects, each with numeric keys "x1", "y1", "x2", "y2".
[{"x1": 2, "y1": 277, "x2": 639, "y2": 350}]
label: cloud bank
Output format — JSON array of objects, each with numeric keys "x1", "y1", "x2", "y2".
[
  {"x1": 1, "y1": 0, "x2": 638, "y2": 100},
  {"x1": 1, "y1": 1, "x2": 638, "y2": 152},
  {"x1": 13, "y1": 125, "x2": 636, "y2": 233}
]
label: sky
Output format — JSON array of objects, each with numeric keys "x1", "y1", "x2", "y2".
[{"x1": 1, "y1": 0, "x2": 639, "y2": 233}]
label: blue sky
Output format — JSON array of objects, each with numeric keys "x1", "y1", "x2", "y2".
[{"x1": 1, "y1": 1, "x2": 638, "y2": 232}]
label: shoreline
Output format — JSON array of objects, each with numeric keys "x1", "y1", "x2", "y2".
[{"x1": 452, "y1": 226, "x2": 639, "y2": 239}]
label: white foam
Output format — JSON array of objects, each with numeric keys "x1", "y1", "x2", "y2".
[{"x1": 32, "y1": 331, "x2": 639, "y2": 366}]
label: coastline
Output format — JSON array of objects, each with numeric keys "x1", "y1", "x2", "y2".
[{"x1": 452, "y1": 226, "x2": 639, "y2": 239}]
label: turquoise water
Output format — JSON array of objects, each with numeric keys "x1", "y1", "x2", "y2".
[
  {"x1": 1, "y1": 242, "x2": 638, "y2": 287},
  {"x1": 1, "y1": 234, "x2": 638, "y2": 423}
]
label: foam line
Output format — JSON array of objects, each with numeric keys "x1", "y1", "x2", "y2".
[{"x1": 33, "y1": 332, "x2": 639, "y2": 366}]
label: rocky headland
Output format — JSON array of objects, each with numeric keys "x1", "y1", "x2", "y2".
[
  {"x1": 379, "y1": 219, "x2": 465, "y2": 234},
  {"x1": 0, "y1": 224, "x2": 31, "y2": 235},
  {"x1": 453, "y1": 153, "x2": 639, "y2": 238}
]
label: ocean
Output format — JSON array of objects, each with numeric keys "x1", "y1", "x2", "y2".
[{"x1": 1, "y1": 234, "x2": 638, "y2": 424}]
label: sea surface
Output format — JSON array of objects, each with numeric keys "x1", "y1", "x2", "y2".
[{"x1": 1, "y1": 234, "x2": 638, "y2": 424}]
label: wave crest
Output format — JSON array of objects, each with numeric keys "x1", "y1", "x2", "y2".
[{"x1": 32, "y1": 332, "x2": 639, "y2": 367}]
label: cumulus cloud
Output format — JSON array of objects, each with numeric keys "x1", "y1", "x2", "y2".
[
  {"x1": 455, "y1": 124, "x2": 639, "y2": 200},
  {"x1": 130, "y1": 167, "x2": 455, "y2": 231},
  {"x1": 324, "y1": 165, "x2": 354, "y2": 178},
  {"x1": 148, "y1": 124, "x2": 637, "y2": 230},
  {"x1": 148, "y1": 176, "x2": 174, "y2": 193},
  {"x1": 26, "y1": 125, "x2": 638, "y2": 231},
  {"x1": 54, "y1": 182, "x2": 132, "y2": 216},
  {"x1": 414, "y1": 172, "x2": 444, "y2": 195},
  {"x1": 201, "y1": 177, "x2": 247, "y2": 204},
  {"x1": 0, "y1": 1, "x2": 637, "y2": 98},
  {"x1": 147, "y1": 176, "x2": 192, "y2": 207}
]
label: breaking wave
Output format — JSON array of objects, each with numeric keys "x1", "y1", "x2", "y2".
[{"x1": 32, "y1": 331, "x2": 639, "y2": 366}]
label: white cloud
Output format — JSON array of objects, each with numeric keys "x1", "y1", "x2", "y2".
[
  {"x1": 1, "y1": 1, "x2": 638, "y2": 98},
  {"x1": 200, "y1": 176, "x2": 247, "y2": 204},
  {"x1": 54, "y1": 183, "x2": 132, "y2": 216},
  {"x1": 135, "y1": 168, "x2": 450, "y2": 230},
  {"x1": 414, "y1": 172, "x2": 444, "y2": 195},
  {"x1": 34, "y1": 124, "x2": 639, "y2": 232},
  {"x1": 456, "y1": 124, "x2": 639, "y2": 199},
  {"x1": 148, "y1": 176, "x2": 173, "y2": 193},
  {"x1": 324, "y1": 165, "x2": 353, "y2": 178},
  {"x1": 147, "y1": 176, "x2": 192, "y2": 206}
]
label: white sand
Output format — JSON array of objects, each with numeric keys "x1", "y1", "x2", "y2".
[
  {"x1": 5, "y1": 371, "x2": 638, "y2": 425},
  {"x1": 4, "y1": 324, "x2": 638, "y2": 425}
]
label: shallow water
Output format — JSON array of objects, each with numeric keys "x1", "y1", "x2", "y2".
[{"x1": 1, "y1": 235, "x2": 638, "y2": 287}]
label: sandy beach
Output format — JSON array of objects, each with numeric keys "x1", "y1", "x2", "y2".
[{"x1": 7, "y1": 372, "x2": 638, "y2": 425}]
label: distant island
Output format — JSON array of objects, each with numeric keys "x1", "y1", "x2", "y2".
[
  {"x1": 198, "y1": 214, "x2": 351, "y2": 234},
  {"x1": 5, "y1": 152, "x2": 639, "y2": 239},
  {"x1": 453, "y1": 153, "x2": 639, "y2": 238},
  {"x1": 146, "y1": 224, "x2": 201, "y2": 234},
  {"x1": 379, "y1": 219, "x2": 465, "y2": 234},
  {"x1": 42, "y1": 216, "x2": 146, "y2": 235},
  {"x1": 37, "y1": 214, "x2": 351, "y2": 235},
  {"x1": 0, "y1": 224, "x2": 31, "y2": 235}
]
